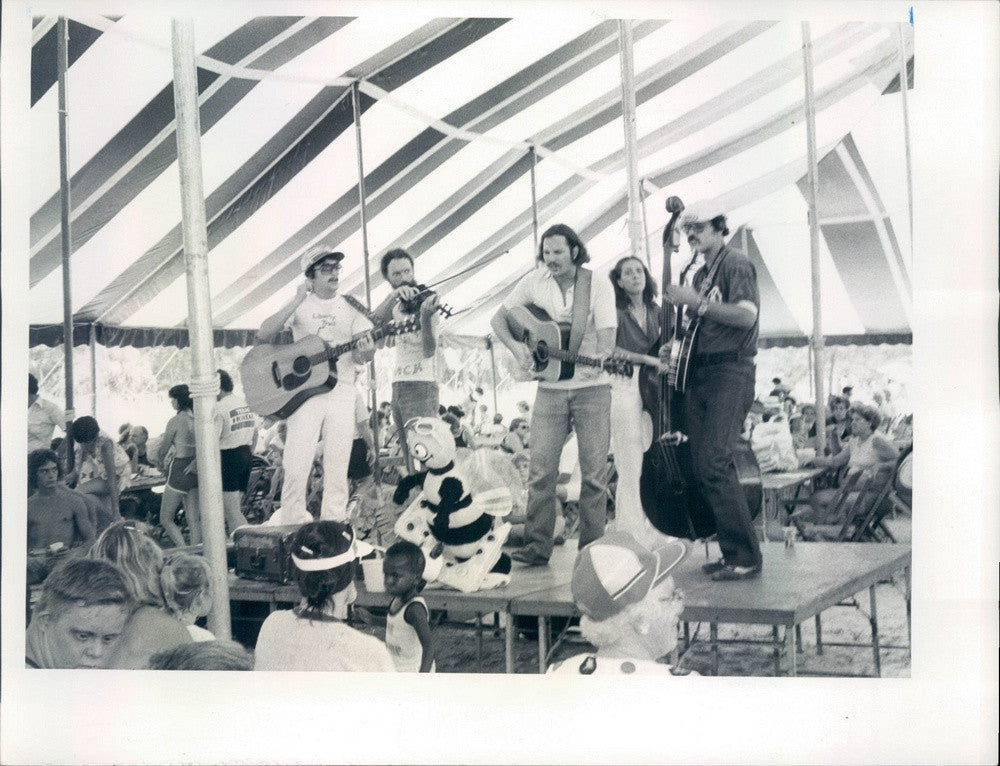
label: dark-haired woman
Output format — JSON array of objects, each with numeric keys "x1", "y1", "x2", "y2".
[
  {"x1": 64, "y1": 415, "x2": 131, "y2": 532},
  {"x1": 608, "y1": 257, "x2": 663, "y2": 542},
  {"x1": 156, "y1": 384, "x2": 200, "y2": 547},
  {"x1": 253, "y1": 520, "x2": 395, "y2": 672}
]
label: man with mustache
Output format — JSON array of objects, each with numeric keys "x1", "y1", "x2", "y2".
[
  {"x1": 661, "y1": 204, "x2": 762, "y2": 581},
  {"x1": 258, "y1": 245, "x2": 375, "y2": 525}
]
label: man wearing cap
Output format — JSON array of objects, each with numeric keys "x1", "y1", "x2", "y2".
[
  {"x1": 547, "y1": 531, "x2": 691, "y2": 674},
  {"x1": 372, "y1": 248, "x2": 442, "y2": 474},
  {"x1": 257, "y1": 246, "x2": 375, "y2": 525},
  {"x1": 660, "y1": 203, "x2": 763, "y2": 581}
]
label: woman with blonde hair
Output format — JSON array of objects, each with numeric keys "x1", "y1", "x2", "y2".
[{"x1": 90, "y1": 521, "x2": 191, "y2": 668}]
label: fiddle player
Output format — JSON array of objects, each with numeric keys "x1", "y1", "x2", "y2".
[
  {"x1": 372, "y1": 248, "x2": 442, "y2": 474},
  {"x1": 257, "y1": 246, "x2": 375, "y2": 525},
  {"x1": 659, "y1": 204, "x2": 762, "y2": 581},
  {"x1": 491, "y1": 224, "x2": 617, "y2": 567}
]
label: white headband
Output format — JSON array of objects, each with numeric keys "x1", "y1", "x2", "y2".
[{"x1": 291, "y1": 533, "x2": 374, "y2": 572}]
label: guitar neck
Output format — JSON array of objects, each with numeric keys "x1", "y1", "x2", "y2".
[
  {"x1": 317, "y1": 322, "x2": 413, "y2": 363},
  {"x1": 546, "y1": 347, "x2": 609, "y2": 371}
]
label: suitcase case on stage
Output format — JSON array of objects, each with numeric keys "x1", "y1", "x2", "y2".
[{"x1": 233, "y1": 524, "x2": 301, "y2": 584}]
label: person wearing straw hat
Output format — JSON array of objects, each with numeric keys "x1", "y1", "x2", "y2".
[
  {"x1": 547, "y1": 530, "x2": 692, "y2": 675},
  {"x1": 658, "y1": 202, "x2": 763, "y2": 581},
  {"x1": 257, "y1": 246, "x2": 375, "y2": 526},
  {"x1": 253, "y1": 520, "x2": 395, "y2": 672}
]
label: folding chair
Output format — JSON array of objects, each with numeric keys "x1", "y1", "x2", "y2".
[{"x1": 791, "y1": 465, "x2": 895, "y2": 542}]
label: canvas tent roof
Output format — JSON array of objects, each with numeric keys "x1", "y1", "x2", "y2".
[{"x1": 25, "y1": 13, "x2": 913, "y2": 349}]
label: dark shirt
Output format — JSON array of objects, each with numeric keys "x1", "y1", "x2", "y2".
[
  {"x1": 615, "y1": 302, "x2": 661, "y2": 355},
  {"x1": 691, "y1": 245, "x2": 759, "y2": 357}
]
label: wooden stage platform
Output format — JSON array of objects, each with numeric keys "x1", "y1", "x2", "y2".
[{"x1": 227, "y1": 541, "x2": 911, "y2": 676}]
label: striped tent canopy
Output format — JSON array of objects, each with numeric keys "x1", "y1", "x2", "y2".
[{"x1": 23, "y1": 11, "x2": 914, "y2": 349}]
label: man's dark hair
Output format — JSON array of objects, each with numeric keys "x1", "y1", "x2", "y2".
[
  {"x1": 28, "y1": 448, "x2": 62, "y2": 492},
  {"x1": 35, "y1": 558, "x2": 133, "y2": 619},
  {"x1": 380, "y1": 248, "x2": 414, "y2": 279},
  {"x1": 537, "y1": 223, "x2": 589, "y2": 265},
  {"x1": 217, "y1": 369, "x2": 234, "y2": 393},
  {"x1": 70, "y1": 416, "x2": 101, "y2": 443}
]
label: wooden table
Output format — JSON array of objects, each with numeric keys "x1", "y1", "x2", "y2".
[
  {"x1": 509, "y1": 541, "x2": 911, "y2": 676},
  {"x1": 756, "y1": 467, "x2": 827, "y2": 540},
  {"x1": 227, "y1": 543, "x2": 580, "y2": 673}
]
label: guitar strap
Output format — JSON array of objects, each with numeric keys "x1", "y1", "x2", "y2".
[
  {"x1": 341, "y1": 294, "x2": 378, "y2": 324},
  {"x1": 567, "y1": 267, "x2": 592, "y2": 356}
]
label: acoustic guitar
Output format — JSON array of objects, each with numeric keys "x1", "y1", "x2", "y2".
[
  {"x1": 241, "y1": 318, "x2": 419, "y2": 419},
  {"x1": 505, "y1": 304, "x2": 633, "y2": 382}
]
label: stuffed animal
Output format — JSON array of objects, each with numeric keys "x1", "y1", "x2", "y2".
[{"x1": 393, "y1": 417, "x2": 512, "y2": 592}]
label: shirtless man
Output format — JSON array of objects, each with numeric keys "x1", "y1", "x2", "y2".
[{"x1": 27, "y1": 449, "x2": 95, "y2": 584}]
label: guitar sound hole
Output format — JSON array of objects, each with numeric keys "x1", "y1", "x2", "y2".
[
  {"x1": 534, "y1": 340, "x2": 549, "y2": 365},
  {"x1": 292, "y1": 355, "x2": 311, "y2": 375}
]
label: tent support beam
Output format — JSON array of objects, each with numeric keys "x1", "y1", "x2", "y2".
[
  {"x1": 352, "y1": 81, "x2": 382, "y2": 482},
  {"x1": 529, "y1": 145, "x2": 539, "y2": 249},
  {"x1": 171, "y1": 17, "x2": 231, "y2": 639},
  {"x1": 57, "y1": 17, "x2": 76, "y2": 467},
  {"x1": 896, "y1": 26, "x2": 914, "y2": 268},
  {"x1": 617, "y1": 20, "x2": 648, "y2": 266},
  {"x1": 802, "y1": 22, "x2": 827, "y2": 453},
  {"x1": 487, "y1": 336, "x2": 499, "y2": 414}
]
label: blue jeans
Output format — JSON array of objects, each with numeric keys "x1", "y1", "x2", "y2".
[
  {"x1": 685, "y1": 359, "x2": 762, "y2": 568},
  {"x1": 392, "y1": 380, "x2": 440, "y2": 473},
  {"x1": 522, "y1": 385, "x2": 612, "y2": 559}
]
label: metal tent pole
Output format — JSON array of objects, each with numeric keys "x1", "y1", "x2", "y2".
[
  {"x1": 352, "y1": 81, "x2": 381, "y2": 482},
  {"x1": 488, "y1": 336, "x2": 499, "y2": 414},
  {"x1": 171, "y1": 17, "x2": 230, "y2": 639},
  {"x1": 617, "y1": 20, "x2": 648, "y2": 266},
  {"x1": 896, "y1": 26, "x2": 914, "y2": 269},
  {"x1": 802, "y1": 22, "x2": 827, "y2": 453},
  {"x1": 528, "y1": 145, "x2": 540, "y2": 250},
  {"x1": 56, "y1": 17, "x2": 76, "y2": 468}
]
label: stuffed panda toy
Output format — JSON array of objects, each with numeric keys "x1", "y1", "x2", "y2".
[{"x1": 392, "y1": 417, "x2": 512, "y2": 592}]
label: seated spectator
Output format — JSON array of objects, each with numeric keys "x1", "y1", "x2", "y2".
[
  {"x1": 125, "y1": 425, "x2": 155, "y2": 471},
  {"x1": 826, "y1": 395, "x2": 852, "y2": 455},
  {"x1": 148, "y1": 640, "x2": 253, "y2": 671},
  {"x1": 500, "y1": 418, "x2": 530, "y2": 455},
  {"x1": 803, "y1": 403, "x2": 900, "y2": 523},
  {"x1": 254, "y1": 520, "x2": 395, "y2": 672},
  {"x1": 547, "y1": 531, "x2": 692, "y2": 675},
  {"x1": 160, "y1": 552, "x2": 216, "y2": 642},
  {"x1": 64, "y1": 415, "x2": 131, "y2": 532},
  {"x1": 27, "y1": 449, "x2": 96, "y2": 585},
  {"x1": 89, "y1": 521, "x2": 192, "y2": 668},
  {"x1": 445, "y1": 405, "x2": 477, "y2": 449},
  {"x1": 26, "y1": 558, "x2": 133, "y2": 669},
  {"x1": 793, "y1": 403, "x2": 819, "y2": 450}
]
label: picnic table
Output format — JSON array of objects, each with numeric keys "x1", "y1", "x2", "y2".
[{"x1": 754, "y1": 466, "x2": 828, "y2": 540}]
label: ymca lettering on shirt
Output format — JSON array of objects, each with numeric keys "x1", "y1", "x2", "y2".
[{"x1": 391, "y1": 303, "x2": 437, "y2": 383}]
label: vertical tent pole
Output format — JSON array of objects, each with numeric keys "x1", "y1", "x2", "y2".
[
  {"x1": 171, "y1": 18, "x2": 231, "y2": 639},
  {"x1": 802, "y1": 22, "x2": 827, "y2": 454},
  {"x1": 617, "y1": 20, "x2": 648, "y2": 265},
  {"x1": 639, "y1": 179, "x2": 652, "y2": 269},
  {"x1": 487, "y1": 336, "x2": 499, "y2": 414},
  {"x1": 89, "y1": 324, "x2": 97, "y2": 418},
  {"x1": 896, "y1": 25, "x2": 914, "y2": 269},
  {"x1": 529, "y1": 145, "x2": 539, "y2": 249},
  {"x1": 56, "y1": 16, "x2": 76, "y2": 469},
  {"x1": 352, "y1": 81, "x2": 381, "y2": 482}
]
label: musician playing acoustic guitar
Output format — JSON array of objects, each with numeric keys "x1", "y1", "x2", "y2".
[
  {"x1": 659, "y1": 204, "x2": 762, "y2": 581},
  {"x1": 491, "y1": 224, "x2": 617, "y2": 567},
  {"x1": 257, "y1": 246, "x2": 375, "y2": 525}
]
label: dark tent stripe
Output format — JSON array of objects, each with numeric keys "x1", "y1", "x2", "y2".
[
  {"x1": 739, "y1": 227, "x2": 801, "y2": 338},
  {"x1": 31, "y1": 18, "x2": 106, "y2": 106},
  {"x1": 29, "y1": 17, "x2": 315, "y2": 284}
]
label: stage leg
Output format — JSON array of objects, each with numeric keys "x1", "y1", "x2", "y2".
[
  {"x1": 795, "y1": 623, "x2": 803, "y2": 653},
  {"x1": 538, "y1": 617, "x2": 550, "y2": 673},
  {"x1": 869, "y1": 584, "x2": 882, "y2": 677},
  {"x1": 503, "y1": 613, "x2": 515, "y2": 673},
  {"x1": 903, "y1": 565, "x2": 911, "y2": 655},
  {"x1": 785, "y1": 626, "x2": 797, "y2": 676},
  {"x1": 814, "y1": 613, "x2": 824, "y2": 654},
  {"x1": 476, "y1": 613, "x2": 483, "y2": 671},
  {"x1": 710, "y1": 623, "x2": 719, "y2": 676},
  {"x1": 772, "y1": 626, "x2": 781, "y2": 675},
  {"x1": 683, "y1": 621, "x2": 691, "y2": 651}
]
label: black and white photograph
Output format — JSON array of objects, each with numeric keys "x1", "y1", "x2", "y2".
[{"x1": 1, "y1": 1, "x2": 996, "y2": 764}]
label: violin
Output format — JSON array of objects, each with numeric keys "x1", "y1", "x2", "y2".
[{"x1": 397, "y1": 282, "x2": 456, "y2": 319}]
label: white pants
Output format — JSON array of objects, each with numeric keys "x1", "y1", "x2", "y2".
[
  {"x1": 270, "y1": 387, "x2": 356, "y2": 525},
  {"x1": 610, "y1": 375, "x2": 652, "y2": 542}
]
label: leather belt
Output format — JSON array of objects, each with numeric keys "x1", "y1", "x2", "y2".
[{"x1": 692, "y1": 350, "x2": 751, "y2": 367}]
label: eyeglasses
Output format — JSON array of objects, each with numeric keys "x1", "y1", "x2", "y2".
[
  {"x1": 316, "y1": 263, "x2": 341, "y2": 274},
  {"x1": 681, "y1": 222, "x2": 707, "y2": 234}
]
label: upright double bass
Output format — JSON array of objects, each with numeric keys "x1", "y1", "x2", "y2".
[{"x1": 638, "y1": 196, "x2": 716, "y2": 539}]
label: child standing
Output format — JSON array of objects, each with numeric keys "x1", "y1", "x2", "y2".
[
  {"x1": 160, "y1": 552, "x2": 215, "y2": 642},
  {"x1": 382, "y1": 540, "x2": 434, "y2": 672}
]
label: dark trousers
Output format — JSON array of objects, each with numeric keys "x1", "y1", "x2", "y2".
[{"x1": 685, "y1": 359, "x2": 762, "y2": 568}]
